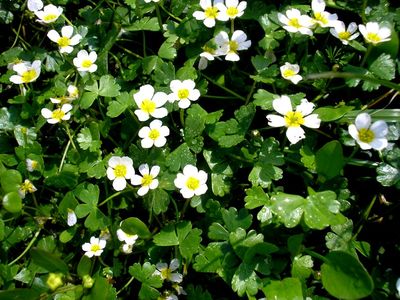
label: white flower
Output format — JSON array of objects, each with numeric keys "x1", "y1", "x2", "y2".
[
  {"x1": 358, "y1": 22, "x2": 391, "y2": 45},
  {"x1": 330, "y1": 21, "x2": 359, "y2": 45},
  {"x1": 216, "y1": 0, "x2": 247, "y2": 20},
  {"x1": 193, "y1": 0, "x2": 224, "y2": 28},
  {"x1": 278, "y1": 8, "x2": 314, "y2": 36},
  {"x1": 68, "y1": 85, "x2": 79, "y2": 99},
  {"x1": 348, "y1": 112, "x2": 388, "y2": 150},
  {"x1": 35, "y1": 4, "x2": 63, "y2": 23},
  {"x1": 47, "y1": 26, "x2": 82, "y2": 54},
  {"x1": 280, "y1": 62, "x2": 302, "y2": 84},
  {"x1": 18, "y1": 179, "x2": 37, "y2": 199},
  {"x1": 311, "y1": 0, "x2": 338, "y2": 28},
  {"x1": 67, "y1": 209, "x2": 77, "y2": 226},
  {"x1": 131, "y1": 164, "x2": 160, "y2": 196},
  {"x1": 215, "y1": 30, "x2": 251, "y2": 61},
  {"x1": 154, "y1": 259, "x2": 183, "y2": 283},
  {"x1": 26, "y1": 158, "x2": 39, "y2": 172},
  {"x1": 174, "y1": 164, "x2": 208, "y2": 198},
  {"x1": 266, "y1": 96, "x2": 321, "y2": 144},
  {"x1": 144, "y1": 0, "x2": 160, "y2": 2},
  {"x1": 198, "y1": 45, "x2": 218, "y2": 70},
  {"x1": 396, "y1": 278, "x2": 400, "y2": 296},
  {"x1": 116, "y1": 229, "x2": 138, "y2": 245},
  {"x1": 41, "y1": 104, "x2": 72, "y2": 124},
  {"x1": 138, "y1": 120, "x2": 170, "y2": 148},
  {"x1": 82, "y1": 237, "x2": 106, "y2": 258},
  {"x1": 121, "y1": 243, "x2": 133, "y2": 254},
  {"x1": 106, "y1": 156, "x2": 135, "y2": 191},
  {"x1": 10, "y1": 60, "x2": 41, "y2": 84},
  {"x1": 73, "y1": 50, "x2": 98, "y2": 73},
  {"x1": 27, "y1": 0, "x2": 43, "y2": 12},
  {"x1": 168, "y1": 79, "x2": 200, "y2": 109},
  {"x1": 134, "y1": 85, "x2": 168, "y2": 121}
]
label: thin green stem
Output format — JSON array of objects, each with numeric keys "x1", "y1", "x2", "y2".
[
  {"x1": 114, "y1": 43, "x2": 143, "y2": 59},
  {"x1": 304, "y1": 249, "x2": 328, "y2": 263},
  {"x1": 201, "y1": 73, "x2": 246, "y2": 101},
  {"x1": 230, "y1": 19, "x2": 234, "y2": 34},
  {"x1": 360, "y1": 44, "x2": 373, "y2": 67},
  {"x1": 98, "y1": 190, "x2": 130, "y2": 207},
  {"x1": 59, "y1": 140, "x2": 71, "y2": 172},
  {"x1": 170, "y1": 197, "x2": 180, "y2": 222},
  {"x1": 305, "y1": 72, "x2": 400, "y2": 92},
  {"x1": 9, "y1": 228, "x2": 41, "y2": 266},
  {"x1": 180, "y1": 109, "x2": 185, "y2": 127},
  {"x1": 353, "y1": 195, "x2": 377, "y2": 239},
  {"x1": 159, "y1": 4, "x2": 183, "y2": 22},
  {"x1": 64, "y1": 125, "x2": 77, "y2": 150},
  {"x1": 245, "y1": 81, "x2": 257, "y2": 105},
  {"x1": 116, "y1": 276, "x2": 135, "y2": 295},
  {"x1": 155, "y1": 4, "x2": 163, "y2": 31},
  {"x1": 11, "y1": 14, "x2": 25, "y2": 48}
]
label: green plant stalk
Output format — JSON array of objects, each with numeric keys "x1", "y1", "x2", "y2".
[
  {"x1": 155, "y1": 4, "x2": 163, "y2": 31},
  {"x1": 305, "y1": 72, "x2": 400, "y2": 91},
  {"x1": 98, "y1": 190, "x2": 130, "y2": 207},
  {"x1": 159, "y1": 4, "x2": 183, "y2": 22},
  {"x1": 201, "y1": 73, "x2": 246, "y2": 101},
  {"x1": 304, "y1": 249, "x2": 329, "y2": 263},
  {"x1": 59, "y1": 139, "x2": 71, "y2": 172},
  {"x1": 116, "y1": 276, "x2": 135, "y2": 295},
  {"x1": 353, "y1": 195, "x2": 377, "y2": 239},
  {"x1": 9, "y1": 228, "x2": 41, "y2": 266},
  {"x1": 360, "y1": 44, "x2": 373, "y2": 67}
]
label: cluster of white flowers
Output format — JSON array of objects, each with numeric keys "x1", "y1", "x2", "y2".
[
  {"x1": 193, "y1": 0, "x2": 251, "y2": 68},
  {"x1": 278, "y1": 0, "x2": 391, "y2": 46}
]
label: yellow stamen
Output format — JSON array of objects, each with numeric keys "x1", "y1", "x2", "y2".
[
  {"x1": 284, "y1": 111, "x2": 304, "y2": 127},
  {"x1": 366, "y1": 32, "x2": 381, "y2": 43},
  {"x1": 226, "y1": 6, "x2": 239, "y2": 18},
  {"x1": 160, "y1": 268, "x2": 172, "y2": 280},
  {"x1": 140, "y1": 99, "x2": 156, "y2": 114},
  {"x1": 314, "y1": 12, "x2": 328, "y2": 25},
  {"x1": 141, "y1": 174, "x2": 153, "y2": 186},
  {"x1": 282, "y1": 69, "x2": 296, "y2": 78},
  {"x1": 51, "y1": 109, "x2": 66, "y2": 122},
  {"x1": 43, "y1": 14, "x2": 57, "y2": 22},
  {"x1": 21, "y1": 69, "x2": 37, "y2": 83},
  {"x1": 177, "y1": 89, "x2": 189, "y2": 100},
  {"x1": 288, "y1": 18, "x2": 301, "y2": 28},
  {"x1": 338, "y1": 31, "x2": 351, "y2": 40},
  {"x1": 149, "y1": 129, "x2": 160, "y2": 140},
  {"x1": 358, "y1": 128, "x2": 375, "y2": 143},
  {"x1": 57, "y1": 36, "x2": 71, "y2": 47},
  {"x1": 114, "y1": 165, "x2": 127, "y2": 177},
  {"x1": 205, "y1": 7, "x2": 218, "y2": 18},
  {"x1": 228, "y1": 40, "x2": 238, "y2": 53},
  {"x1": 186, "y1": 177, "x2": 200, "y2": 190},
  {"x1": 90, "y1": 244, "x2": 101, "y2": 252},
  {"x1": 82, "y1": 59, "x2": 93, "y2": 68}
]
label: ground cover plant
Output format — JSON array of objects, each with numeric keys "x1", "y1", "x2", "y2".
[{"x1": 0, "y1": 0, "x2": 400, "y2": 299}]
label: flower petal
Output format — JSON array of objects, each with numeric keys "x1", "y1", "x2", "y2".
[{"x1": 273, "y1": 95, "x2": 293, "y2": 115}]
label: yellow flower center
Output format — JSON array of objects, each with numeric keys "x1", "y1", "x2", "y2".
[
  {"x1": 51, "y1": 109, "x2": 66, "y2": 122},
  {"x1": 226, "y1": 6, "x2": 239, "y2": 18},
  {"x1": 82, "y1": 59, "x2": 93, "y2": 68},
  {"x1": 20, "y1": 181, "x2": 36, "y2": 193},
  {"x1": 57, "y1": 36, "x2": 71, "y2": 47},
  {"x1": 31, "y1": 161, "x2": 39, "y2": 169},
  {"x1": 282, "y1": 69, "x2": 296, "y2": 78},
  {"x1": 90, "y1": 244, "x2": 101, "y2": 252},
  {"x1": 160, "y1": 268, "x2": 172, "y2": 280},
  {"x1": 202, "y1": 45, "x2": 215, "y2": 54},
  {"x1": 186, "y1": 176, "x2": 200, "y2": 190},
  {"x1": 314, "y1": 12, "x2": 328, "y2": 24},
  {"x1": 43, "y1": 14, "x2": 57, "y2": 22},
  {"x1": 149, "y1": 129, "x2": 160, "y2": 140},
  {"x1": 338, "y1": 31, "x2": 351, "y2": 40},
  {"x1": 358, "y1": 128, "x2": 375, "y2": 143},
  {"x1": 366, "y1": 32, "x2": 381, "y2": 43},
  {"x1": 288, "y1": 18, "x2": 301, "y2": 29},
  {"x1": 205, "y1": 6, "x2": 218, "y2": 18},
  {"x1": 177, "y1": 89, "x2": 189, "y2": 100},
  {"x1": 284, "y1": 111, "x2": 304, "y2": 127},
  {"x1": 229, "y1": 40, "x2": 239, "y2": 53},
  {"x1": 141, "y1": 174, "x2": 153, "y2": 186},
  {"x1": 114, "y1": 164, "x2": 127, "y2": 177},
  {"x1": 140, "y1": 99, "x2": 156, "y2": 114},
  {"x1": 21, "y1": 69, "x2": 37, "y2": 83}
]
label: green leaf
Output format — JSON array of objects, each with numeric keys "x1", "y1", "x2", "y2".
[
  {"x1": 231, "y1": 261, "x2": 260, "y2": 297},
  {"x1": 106, "y1": 92, "x2": 133, "y2": 118},
  {"x1": 177, "y1": 221, "x2": 202, "y2": 259},
  {"x1": 80, "y1": 91, "x2": 97, "y2": 109},
  {"x1": 222, "y1": 207, "x2": 252, "y2": 232},
  {"x1": 2, "y1": 192, "x2": 22, "y2": 213},
  {"x1": 129, "y1": 263, "x2": 162, "y2": 300},
  {"x1": 325, "y1": 218, "x2": 357, "y2": 255},
  {"x1": 45, "y1": 165, "x2": 79, "y2": 189},
  {"x1": 291, "y1": 255, "x2": 313, "y2": 280},
  {"x1": 208, "y1": 222, "x2": 230, "y2": 241},
  {"x1": 314, "y1": 105, "x2": 354, "y2": 122},
  {"x1": 229, "y1": 228, "x2": 264, "y2": 259},
  {"x1": 315, "y1": 141, "x2": 345, "y2": 180},
  {"x1": 263, "y1": 277, "x2": 303, "y2": 300},
  {"x1": 369, "y1": 53, "x2": 395, "y2": 81},
  {"x1": 153, "y1": 223, "x2": 179, "y2": 246},
  {"x1": 0, "y1": 218, "x2": 4, "y2": 241},
  {"x1": 152, "y1": 61, "x2": 175, "y2": 85},
  {"x1": 144, "y1": 188, "x2": 170, "y2": 215},
  {"x1": 252, "y1": 89, "x2": 277, "y2": 110},
  {"x1": 270, "y1": 191, "x2": 345, "y2": 229},
  {"x1": 83, "y1": 273, "x2": 117, "y2": 300},
  {"x1": 30, "y1": 248, "x2": 69, "y2": 274},
  {"x1": 0, "y1": 107, "x2": 16, "y2": 131},
  {"x1": 124, "y1": 17, "x2": 160, "y2": 31},
  {"x1": 321, "y1": 251, "x2": 374, "y2": 299},
  {"x1": 244, "y1": 186, "x2": 269, "y2": 209},
  {"x1": 376, "y1": 163, "x2": 400, "y2": 187},
  {"x1": 98, "y1": 75, "x2": 121, "y2": 97},
  {"x1": 158, "y1": 36, "x2": 178, "y2": 60},
  {"x1": 0, "y1": 289, "x2": 41, "y2": 300},
  {"x1": 248, "y1": 164, "x2": 283, "y2": 188},
  {"x1": 165, "y1": 143, "x2": 196, "y2": 172},
  {"x1": 203, "y1": 149, "x2": 233, "y2": 197},
  {"x1": 120, "y1": 217, "x2": 152, "y2": 239},
  {"x1": 1, "y1": 169, "x2": 22, "y2": 193},
  {"x1": 13, "y1": 126, "x2": 37, "y2": 146},
  {"x1": 77, "y1": 127, "x2": 101, "y2": 152},
  {"x1": 77, "y1": 255, "x2": 92, "y2": 277}
]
